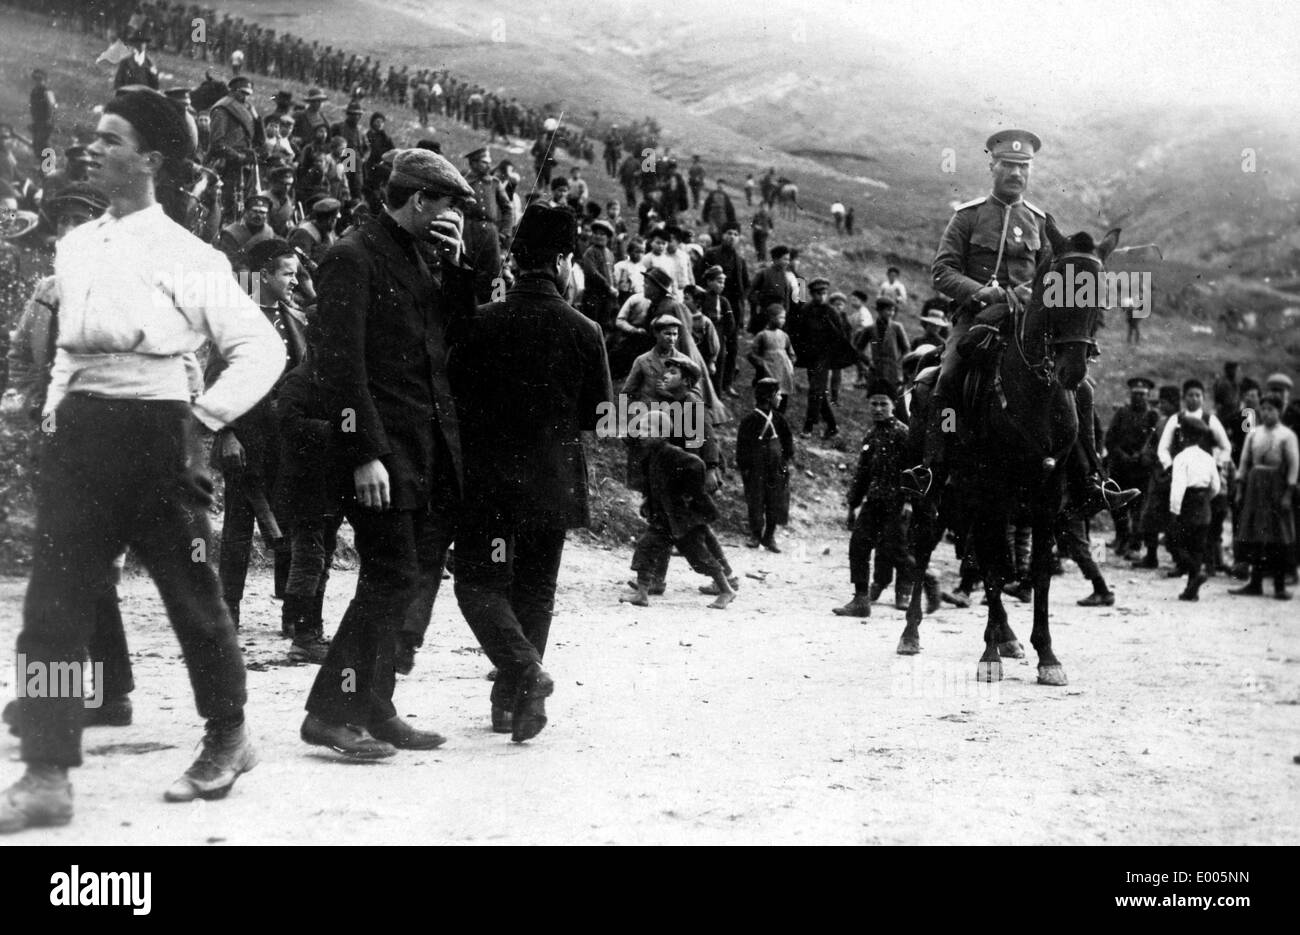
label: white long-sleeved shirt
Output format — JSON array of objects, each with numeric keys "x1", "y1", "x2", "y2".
[
  {"x1": 1170, "y1": 445, "x2": 1221, "y2": 515},
  {"x1": 1157, "y1": 407, "x2": 1230, "y2": 468},
  {"x1": 613, "y1": 258, "x2": 644, "y2": 296},
  {"x1": 45, "y1": 202, "x2": 285, "y2": 430}
]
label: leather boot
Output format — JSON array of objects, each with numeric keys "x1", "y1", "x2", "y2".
[{"x1": 0, "y1": 766, "x2": 73, "y2": 834}]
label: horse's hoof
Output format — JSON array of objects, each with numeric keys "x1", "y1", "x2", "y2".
[
  {"x1": 896, "y1": 636, "x2": 921, "y2": 655},
  {"x1": 998, "y1": 640, "x2": 1025, "y2": 659},
  {"x1": 1037, "y1": 664, "x2": 1068, "y2": 686},
  {"x1": 976, "y1": 659, "x2": 1003, "y2": 682}
]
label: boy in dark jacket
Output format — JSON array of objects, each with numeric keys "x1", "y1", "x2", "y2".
[
  {"x1": 736, "y1": 378, "x2": 793, "y2": 551},
  {"x1": 621, "y1": 410, "x2": 736, "y2": 609}
]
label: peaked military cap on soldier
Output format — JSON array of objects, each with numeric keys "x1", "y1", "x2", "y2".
[
  {"x1": 268, "y1": 165, "x2": 295, "y2": 181},
  {"x1": 228, "y1": 75, "x2": 253, "y2": 92},
  {"x1": 464, "y1": 146, "x2": 490, "y2": 164},
  {"x1": 244, "y1": 193, "x2": 272, "y2": 209},
  {"x1": 514, "y1": 203, "x2": 578, "y2": 256},
  {"x1": 388, "y1": 148, "x2": 475, "y2": 199},
  {"x1": 164, "y1": 87, "x2": 192, "y2": 104},
  {"x1": 1127, "y1": 376, "x2": 1155, "y2": 390},
  {"x1": 809, "y1": 277, "x2": 830, "y2": 291},
  {"x1": 985, "y1": 129, "x2": 1041, "y2": 164},
  {"x1": 345, "y1": 101, "x2": 363, "y2": 115},
  {"x1": 755, "y1": 377, "x2": 781, "y2": 397},
  {"x1": 643, "y1": 266, "x2": 674, "y2": 294}
]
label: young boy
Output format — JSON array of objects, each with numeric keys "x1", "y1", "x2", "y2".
[
  {"x1": 736, "y1": 378, "x2": 793, "y2": 551},
  {"x1": 1170, "y1": 416, "x2": 1222, "y2": 600},
  {"x1": 833, "y1": 379, "x2": 922, "y2": 617},
  {"x1": 684, "y1": 285, "x2": 721, "y2": 378},
  {"x1": 621, "y1": 409, "x2": 736, "y2": 610}
]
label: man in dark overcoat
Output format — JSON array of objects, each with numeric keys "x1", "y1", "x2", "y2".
[
  {"x1": 450, "y1": 203, "x2": 613, "y2": 743},
  {"x1": 300, "y1": 149, "x2": 476, "y2": 759}
]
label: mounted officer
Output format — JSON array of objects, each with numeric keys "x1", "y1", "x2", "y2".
[{"x1": 903, "y1": 130, "x2": 1138, "y2": 516}]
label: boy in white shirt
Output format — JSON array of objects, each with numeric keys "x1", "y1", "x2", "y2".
[{"x1": 1169, "y1": 417, "x2": 1222, "y2": 600}]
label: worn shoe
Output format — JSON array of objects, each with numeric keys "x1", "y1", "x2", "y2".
[
  {"x1": 941, "y1": 588, "x2": 971, "y2": 608},
  {"x1": 369, "y1": 716, "x2": 446, "y2": 751},
  {"x1": 832, "y1": 595, "x2": 872, "y2": 617},
  {"x1": 1131, "y1": 554, "x2": 1158, "y2": 569},
  {"x1": 511, "y1": 664, "x2": 555, "y2": 743},
  {"x1": 1003, "y1": 581, "x2": 1032, "y2": 603},
  {"x1": 761, "y1": 537, "x2": 781, "y2": 553},
  {"x1": 1077, "y1": 590, "x2": 1115, "y2": 607},
  {"x1": 1164, "y1": 568, "x2": 1187, "y2": 578},
  {"x1": 1081, "y1": 477, "x2": 1140, "y2": 518},
  {"x1": 868, "y1": 582, "x2": 885, "y2": 603},
  {"x1": 164, "y1": 722, "x2": 258, "y2": 802},
  {"x1": 1275, "y1": 589, "x2": 1293, "y2": 601},
  {"x1": 491, "y1": 705, "x2": 512, "y2": 734},
  {"x1": 84, "y1": 695, "x2": 133, "y2": 727},
  {"x1": 287, "y1": 632, "x2": 330, "y2": 665},
  {"x1": 1178, "y1": 589, "x2": 1199, "y2": 601},
  {"x1": 744, "y1": 537, "x2": 761, "y2": 549},
  {"x1": 1229, "y1": 584, "x2": 1263, "y2": 596},
  {"x1": 300, "y1": 714, "x2": 397, "y2": 760},
  {"x1": 0, "y1": 770, "x2": 73, "y2": 834}
]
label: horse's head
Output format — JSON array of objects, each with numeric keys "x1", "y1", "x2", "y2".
[{"x1": 1035, "y1": 219, "x2": 1121, "y2": 390}]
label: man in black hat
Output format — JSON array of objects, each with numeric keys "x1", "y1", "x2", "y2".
[
  {"x1": 0, "y1": 89, "x2": 286, "y2": 832},
  {"x1": 1105, "y1": 377, "x2": 1159, "y2": 557},
  {"x1": 292, "y1": 87, "x2": 330, "y2": 149},
  {"x1": 462, "y1": 145, "x2": 511, "y2": 302},
  {"x1": 216, "y1": 192, "x2": 275, "y2": 264},
  {"x1": 794, "y1": 277, "x2": 853, "y2": 440},
  {"x1": 703, "y1": 222, "x2": 748, "y2": 394},
  {"x1": 114, "y1": 30, "x2": 160, "y2": 90},
  {"x1": 330, "y1": 100, "x2": 368, "y2": 197},
  {"x1": 449, "y1": 202, "x2": 612, "y2": 741},
  {"x1": 288, "y1": 195, "x2": 341, "y2": 266},
  {"x1": 300, "y1": 148, "x2": 477, "y2": 759},
  {"x1": 207, "y1": 75, "x2": 263, "y2": 214}
]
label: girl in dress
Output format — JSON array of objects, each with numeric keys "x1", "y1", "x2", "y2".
[{"x1": 747, "y1": 303, "x2": 796, "y2": 412}]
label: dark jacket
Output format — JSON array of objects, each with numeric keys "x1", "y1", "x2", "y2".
[
  {"x1": 645, "y1": 442, "x2": 718, "y2": 539},
  {"x1": 275, "y1": 357, "x2": 337, "y2": 520},
  {"x1": 314, "y1": 212, "x2": 475, "y2": 510},
  {"x1": 449, "y1": 274, "x2": 613, "y2": 528}
]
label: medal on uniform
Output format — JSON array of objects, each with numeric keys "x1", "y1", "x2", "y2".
[{"x1": 1013, "y1": 225, "x2": 1023, "y2": 242}]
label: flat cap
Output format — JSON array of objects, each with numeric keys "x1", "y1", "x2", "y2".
[
  {"x1": 310, "y1": 196, "x2": 342, "y2": 215},
  {"x1": 651, "y1": 314, "x2": 683, "y2": 332},
  {"x1": 1265, "y1": 372, "x2": 1293, "y2": 390},
  {"x1": 875, "y1": 295, "x2": 897, "y2": 310},
  {"x1": 755, "y1": 377, "x2": 781, "y2": 394},
  {"x1": 304, "y1": 86, "x2": 328, "y2": 101},
  {"x1": 464, "y1": 145, "x2": 490, "y2": 163},
  {"x1": 985, "y1": 129, "x2": 1041, "y2": 163},
  {"x1": 589, "y1": 219, "x2": 615, "y2": 237},
  {"x1": 228, "y1": 75, "x2": 253, "y2": 91},
  {"x1": 662, "y1": 355, "x2": 701, "y2": 382},
  {"x1": 388, "y1": 148, "x2": 474, "y2": 199},
  {"x1": 268, "y1": 165, "x2": 295, "y2": 180},
  {"x1": 514, "y1": 203, "x2": 577, "y2": 256},
  {"x1": 643, "y1": 266, "x2": 674, "y2": 294},
  {"x1": 809, "y1": 277, "x2": 831, "y2": 291}
]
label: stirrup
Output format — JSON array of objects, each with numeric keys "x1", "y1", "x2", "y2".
[{"x1": 901, "y1": 466, "x2": 933, "y2": 498}]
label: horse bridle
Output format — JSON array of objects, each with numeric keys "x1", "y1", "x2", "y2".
[{"x1": 1012, "y1": 250, "x2": 1105, "y2": 386}]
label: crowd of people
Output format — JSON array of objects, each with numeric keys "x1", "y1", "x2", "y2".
[{"x1": 0, "y1": 5, "x2": 1296, "y2": 838}]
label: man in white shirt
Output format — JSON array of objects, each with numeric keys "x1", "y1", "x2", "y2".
[
  {"x1": 1, "y1": 90, "x2": 285, "y2": 835},
  {"x1": 1157, "y1": 379, "x2": 1231, "y2": 469}
]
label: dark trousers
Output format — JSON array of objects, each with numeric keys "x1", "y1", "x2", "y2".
[
  {"x1": 285, "y1": 513, "x2": 343, "y2": 599},
  {"x1": 753, "y1": 231, "x2": 769, "y2": 262},
  {"x1": 849, "y1": 501, "x2": 908, "y2": 590},
  {"x1": 802, "y1": 363, "x2": 837, "y2": 434},
  {"x1": 18, "y1": 397, "x2": 245, "y2": 767},
  {"x1": 1055, "y1": 513, "x2": 1106, "y2": 589},
  {"x1": 306, "y1": 501, "x2": 454, "y2": 726},
  {"x1": 634, "y1": 523, "x2": 732, "y2": 585},
  {"x1": 452, "y1": 508, "x2": 567, "y2": 701},
  {"x1": 1176, "y1": 521, "x2": 1209, "y2": 585},
  {"x1": 719, "y1": 316, "x2": 739, "y2": 392},
  {"x1": 219, "y1": 468, "x2": 291, "y2": 620}
]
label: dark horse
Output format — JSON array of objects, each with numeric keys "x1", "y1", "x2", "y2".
[{"x1": 899, "y1": 222, "x2": 1121, "y2": 686}]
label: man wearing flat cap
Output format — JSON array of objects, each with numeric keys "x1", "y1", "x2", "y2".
[
  {"x1": 301, "y1": 148, "x2": 477, "y2": 759},
  {"x1": 0, "y1": 89, "x2": 287, "y2": 832},
  {"x1": 207, "y1": 75, "x2": 264, "y2": 215},
  {"x1": 1105, "y1": 377, "x2": 1159, "y2": 557},
  {"x1": 581, "y1": 217, "x2": 618, "y2": 327},
  {"x1": 462, "y1": 145, "x2": 512, "y2": 302},
  {"x1": 449, "y1": 203, "x2": 613, "y2": 742}
]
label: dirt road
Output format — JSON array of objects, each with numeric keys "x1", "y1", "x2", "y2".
[{"x1": 1, "y1": 534, "x2": 1296, "y2": 845}]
